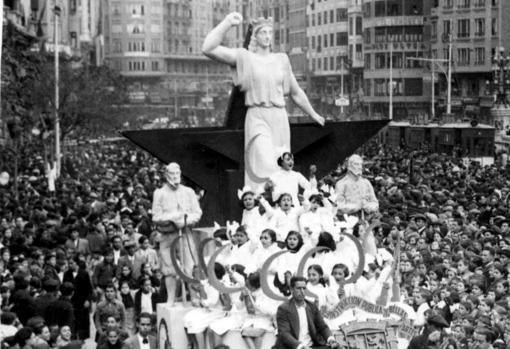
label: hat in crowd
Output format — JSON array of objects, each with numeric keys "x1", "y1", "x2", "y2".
[
  {"x1": 42, "y1": 278, "x2": 59, "y2": 292},
  {"x1": 412, "y1": 213, "x2": 427, "y2": 222},
  {"x1": 124, "y1": 240, "x2": 136, "y2": 248},
  {"x1": 427, "y1": 313, "x2": 449, "y2": 328}
]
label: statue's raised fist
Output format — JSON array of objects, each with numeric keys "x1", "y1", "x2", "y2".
[{"x1": 226, "y1": 12, "x2": 243, "y2": 26}]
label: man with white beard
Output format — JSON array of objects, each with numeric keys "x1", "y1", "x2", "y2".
[{"x1": 152, "y1": 163, "x2": 202, "y2": 304}]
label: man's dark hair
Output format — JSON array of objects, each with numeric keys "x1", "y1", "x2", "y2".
[
  {"x1": 137, "y1": 312, "x2": 152, "y2": 323},
  {"x1": 290, "y1": 276, "x2": 307, "y2": 288},
  {"x1": 1, "y1": 312, "x2": 17, "y2": 325}
]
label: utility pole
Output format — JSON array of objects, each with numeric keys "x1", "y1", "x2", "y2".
[
  {"x1": 447, "y1": 34, "x2": 452, "y2": 115},
  {"x1": 54, "y1": 5, "x2": 61, "y2": 177},
  {"x1": 407, "y1": 56, "x2": 449, "y2": 120},
  {"x1": 389, "y1": 42, "x2": 393, "y2": 120}
]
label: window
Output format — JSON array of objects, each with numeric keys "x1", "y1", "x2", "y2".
[
  {"x1": 330, "y1": 57, "x2": 334, "y2": 70},
  {"x1": 356, "y1": 44, "x2": 363, "y2": 60},
  {"x1": 356, "y1": 17, "x2": 362, "y2": 36},
  {"x1": 337, "y1": 32, "x2": 348, "y2": 46},
  {"x1": 336, "y1": 8, "x2": 347, "y2": 21},
  {"x1": 492, "y1": 0, "x2": 498, "y2": 6},
  {"x1": 318, "y1": 13, "x2": 321, "y2": 25},
  {"x1": 330, "y1": 33, "x2": 334, "y2": 46},
  {"x1": 404, "y1": 79, "x2": 423, "y2": 96},
  {"x1": 349, "y1": 18, "x2": 353, "y2": 35},
  {"x1": 324, "y1": 11, "x2": 328, "y2": 24},
  {"x1": 457, "y1": 19, "x2": 470, "y2": 38},
  {"x1": 151, "y1": 61, "x2": 159, "y2": 71},
  {"x1": 458, "y1": 48, "x2": 470, "y2": 65},
  {"x1": 375, "y1": 1, "x2": 385, "y2": 16},
  {"x1": 275, "y1": 30, "x2": 280, "y2": 44},
  {"x1": 324, "y1": 34, "x2": 328, "y2": 48},
  {"x1": 444, "y1": 0, "x2": 453, "y2": 8},
  {"x1": 443, "y1": 20, "x2": 451, "y2": 36},
  {"x1": 151, "y1": 39, "x2": 160, "y2": 53},
  {"x1": 317, "y1": 57, "x2": 321, "y2": 70},
  {"x1": 311, "y1": 36, "x2": 315, "y2": 49},
  {"x1": 317, "y1": 35, "x2": 321, "y2": 51},
  {"x1": 330, "y1": 10, "x2": 334, "y2": 23},
  {"x1": 129, "y1": 5, "x2": 145, "y2": 16},
  {"x1": 70, "y1": 0, "x2": 77, "y2": 14},
  {"x1": 324, "y1": 57, "x2": 328, "y2": 70},
  {"x1": 492, "y1": 18, "x2": 498, "y2": 36},
  {"x1": 364, "y1": 29, "x2": 371, "y2": 44},
  {"x1": 274, "y1": 7, "x2": 280, "y2": 21},
  {"x1": 375, "y1": 53, "x2": 387, "y2": 69},
  {"x1": 474, "y1": 47, "x2": 485, "y2": 64},
  {"x1": 365, "y1": 54, "x2": 371, "y2": 69},
  {"x1": 458, "y1": 0, "x2": 470, "y2": 8},
  {"x1": 431, "y1": 21, "x2": 437, "y2": 38},
  {"x1": 474, "y1": 18, "x2": 485, "y2": 36},
  {"x1": 112, "y1": 3, "x2": 121, "y2": 16},
  {"x1": 473, "y1": 0, "x2": 485, "y2": 7},
  {"x1": 70, "y1": 32, "x2": 77, "y2": 48},
  {"x1": 311, "y1": 14, "x2": 315, "y2": 26}
]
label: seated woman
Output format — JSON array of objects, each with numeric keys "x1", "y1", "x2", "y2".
[
  {"x1": 240, "y1": 272, "x2": 278, "y2": 349},
  {"x1": 183, "y1": 263, "x2": 230, "y2": 349}
]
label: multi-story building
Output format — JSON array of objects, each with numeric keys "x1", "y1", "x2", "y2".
[
  {"x1": 306, "y1": 0, "x2": 350, "y2": 117},
  {"x1": 431, "y1": 0, "x2": 505, "y2": 121},
  {"x1": 363, "y1": 0, "x2": 431, "y2": 120},
  {"x1": 102, "y1": 0, "x2": 232, "y2": 123}
]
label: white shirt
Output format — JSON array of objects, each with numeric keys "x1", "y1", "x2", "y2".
[
  {"x1": 113, "y1": 249, "x2": 121, "y2": 265},
  {"x1": 296, "y1": 303, "x2": 313, "y2": 348},
  {"x1": 138, "y1": 334, "x2": 150, "y2": 349},
  {"x1": 270, "y1": 169, "x2": 311, "y2": 207},
  {"x1": 141, "y1": 292, "x2": 153, "y2": 313}
]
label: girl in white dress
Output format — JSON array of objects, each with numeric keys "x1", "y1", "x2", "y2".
[
  {"x1": 274, "y1": 231, "x2": 307, "y2": 296},
  {"x1": 298, "y1": 193, "x2": 335, "y2": 246},
  {"x1": 245, "y1": 229, "x2": 281, "y2": 275},
  {"x1": 239, "y1": 188, "x2": 265, "y2": 241},
  {"x1": 240, "y1": 272, "x2": 279, "y2": 349},
  {"x1": 306, "y1": 264, "x2": 335, "y2": 308},
  {"x1": 267, "y1": 193, "x2": 304, "y2": 241},
  {"x1": 183, "y1": 264, "x2": 230, "y2": 349},
  {"x1": 229, "y1": 226, "x2": 257, "y2": 270}
]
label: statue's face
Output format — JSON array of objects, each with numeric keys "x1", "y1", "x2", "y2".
[
  {"x1": 165, "y1": 167, "x2": 181, "y2": 186},
  {"x1": 255, "y1": 25, "x2": 273, "y2": 48},
  {"x1": 348, "y1": 156, "x2": 363, "y2": 177}
]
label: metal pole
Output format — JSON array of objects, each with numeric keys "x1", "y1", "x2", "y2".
[
  {"x1": 431, "y1": 62, "x2": 435, "y2": 119},
  {"x1": 0, "y1": 1, "x2": 3, "y2": 141},
  {"x1": 54, "y1": 8, "x2": 61, "y2": 177},
  {"x1": 389, "y1": 42, "x2": 393, "y2": 120},
  {"x1": 447, "y1": 34, "x2": 452, "y2": 115},
  {"x1": 340, "y1": 56, "x2": 344, "y2": 114}
]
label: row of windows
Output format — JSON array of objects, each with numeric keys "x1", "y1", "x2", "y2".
[
  {"x1": 309, "y1": 8, "x2": 347, "y2": 26},
  {"x1": 371, "y1": 78, "x2": 423, "y2": 97},
  {"x1": 111, "y1": 3, "x2": 161, "y2": 17},
  {"x1": 111, "y1": 23, "x2": 162, "y2": 35},
  {"x1": 368, "y1": 52, "x2": 425, "y2": 70},
  {"x1": 368, "y1": 27, "x2": 423, "y2": 44},
  {"x1": 441, "y1": 0, "x2": 498, "y2": 9},
  {"x1": 310, "y1": 45, "x2": 363, "y2": 71},
  {"x1": 309, "y1": 32, "x2": 348, "y2": 50},
  {"x1": 127, "y1": 61, "x2": 160, "y2": 72},
  {"x1": 366, "y1": 1, "x2": 423, "y2": 17},
  {"x1": 434, "y1": 18, "x2": 498, "y2": 39},
  {"x1": 111, "y1": 39, "x2": 161, "y2": 53}
]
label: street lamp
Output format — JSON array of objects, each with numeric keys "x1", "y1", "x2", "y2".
[
  {"x1": 54, "y1": 5, "x2": 61, "y2": 177},
  {"x1": 489, "y1": 47, "x2": 510, "y2": 108}
]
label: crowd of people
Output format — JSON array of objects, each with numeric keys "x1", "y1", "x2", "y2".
[{"x1": 0, "y1": 137, "x2": 509, "y2": 349}]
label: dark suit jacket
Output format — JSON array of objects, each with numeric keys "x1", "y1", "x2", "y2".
[
  {"x1": 121, "y1": 334, "x2": 156, "y2": 349},
  {"x1": 274, "y1": 298, "x2": 332, "y2": 349},
  {"x1": 133, "y1": 290, "x2": 159, "y2": 320},
  {"x1": 63, "y1": 269, "x2": 93, "y2": 308},
  {"x1": 44, "y1": 297, "x2": 75, "y2": 331}
]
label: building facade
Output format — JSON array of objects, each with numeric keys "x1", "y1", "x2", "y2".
[
  {"x1": 102, "y1": 0, "x2": 232, "y2": 125},
  {"x1": 362, "y1": 0, "x2": 431, "y2": 120},
  {"x1": 431, "y1": 0, "x2": 503, "y2": 121}
]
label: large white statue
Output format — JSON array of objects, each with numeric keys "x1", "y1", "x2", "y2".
[{"x1": 202, "y1": 13, "x2": 324, "y2": 189}]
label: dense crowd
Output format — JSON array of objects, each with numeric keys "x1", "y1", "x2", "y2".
[{"x1": 0, "y1": 138, "x2": 509, "y2": 349}]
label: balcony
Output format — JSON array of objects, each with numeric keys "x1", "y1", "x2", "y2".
[{"x1": 364, "y1": 16, "x2": 424, "y2": 28}]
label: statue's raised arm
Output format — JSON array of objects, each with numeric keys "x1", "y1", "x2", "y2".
[{"x1": 202, "y1": 13, "x2": 324, "y2": 190}]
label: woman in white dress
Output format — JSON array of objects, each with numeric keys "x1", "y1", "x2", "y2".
[{"x1": 202, "y1": 13, "x2": 324, "y2": 189}]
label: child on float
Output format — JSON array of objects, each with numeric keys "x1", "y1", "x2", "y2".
[
  {"x1": 274, "y1": 230, "x2": 308, "y2": 296},
  {"x1": 239, "y1": 272, "x2": 278, "y2": 349},
  {"x1": 298, "y1": 193, "x2": 335, "y2": 246},
  {"x1": 238, "y1": 187, "x2": 265, "y2": 241},
  {"x1": 183, "y1": 263, "x2": 230, "y2": 349},
  {"x1": 208, "y1": 263, "x2": 247, "y2": 346},
  {"x1": 264, "y1": 191, "x2": 308, "y2": 242},
  {"x1": 302, "y1": 232, "x2": 339, "y2": 280},
  {"x1": 306, "y1": 264, "x2": 336, "y2": 308},
  {"x1": 228, "y1": 226, "x2": 257, "y2": 268},
  {"x1": 245, "y1": 229, "x2": 282, "y2": 275}
]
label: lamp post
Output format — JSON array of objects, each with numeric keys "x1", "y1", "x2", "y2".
[
  {"x1": 490, "y1": 47, "x2": 510, "y2": 108},
  {"x1": 54, "y1": 5, "x2": 61, "y2": 178}
]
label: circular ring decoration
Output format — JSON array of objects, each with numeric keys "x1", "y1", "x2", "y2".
[
  {"x1": 339, "y1": 232, "x2": 365, "y2": 284},
  {"x1": 296, "y1": 246, "x2": 330, "y2": 278},
  {"x1": 170, "y1": 235, "x2": 200, "y2": 285},
  {"x1": 259, "y1": 250, "x2": 290, "y2": 302},
  {"x1": 198, "y1": 237, "x2": 221, "y2": 279},
  {"x1": 158, "y1": 319, "x2": 171, "y2": 349},
  {"x1": 207, "y1": 243, "x2": 245, "y2": 294}
]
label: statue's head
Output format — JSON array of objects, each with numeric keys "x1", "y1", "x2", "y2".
[
  {"x1": 165, "y1": 162, "x2": 181, "y2": 186},
  {"x1": 249, "y1": 17, "x2": 273, "y2": 52},
  {"x1": 347, "y1": 155, "x2": 363, "y2": 177}
]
